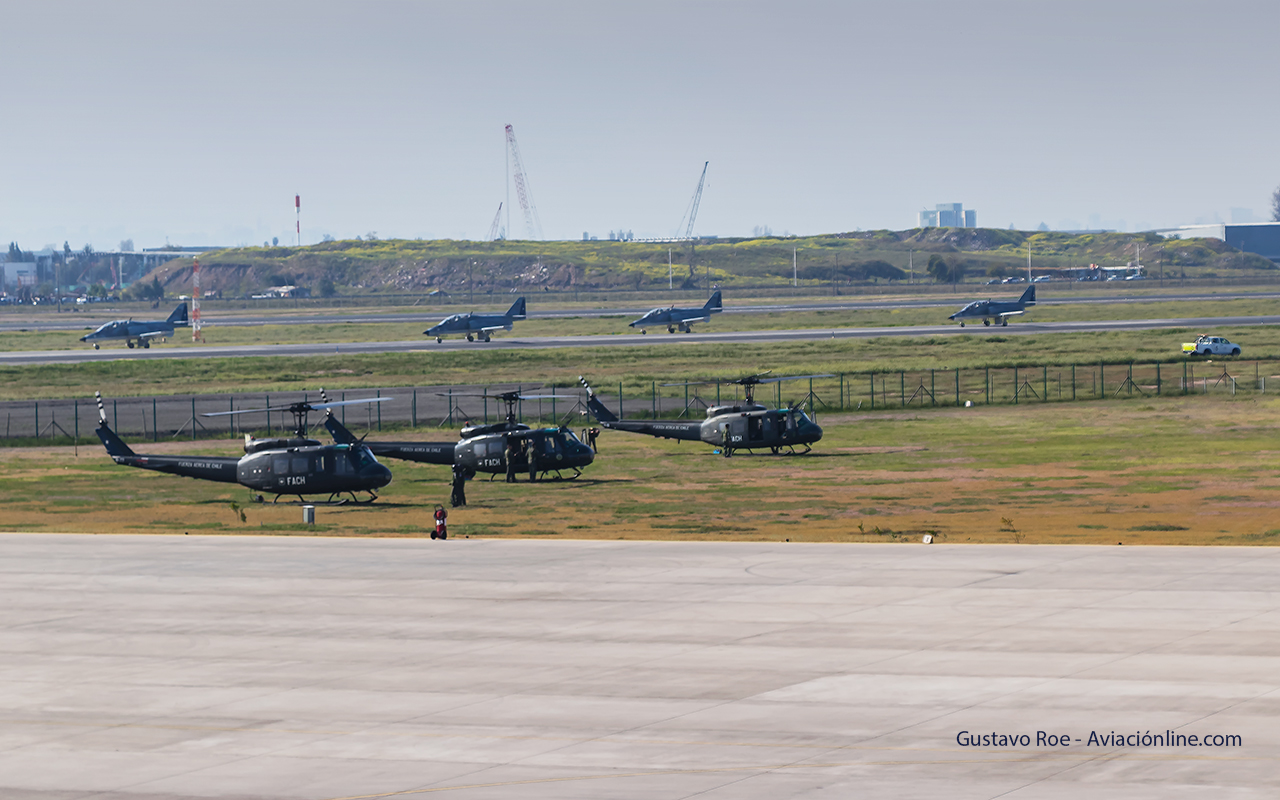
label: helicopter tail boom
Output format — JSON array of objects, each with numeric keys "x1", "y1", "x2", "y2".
[{"x1": 602, "y1": 419, "x2": 704, "y2": 441}]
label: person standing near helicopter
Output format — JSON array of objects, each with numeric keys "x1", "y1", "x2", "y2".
[{"x1": 450, "y1": 463, "x2": 467, "y2": 507}]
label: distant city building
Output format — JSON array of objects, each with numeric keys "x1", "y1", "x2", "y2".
[
  {"x1": 919, "y1": 203, "x2": 977, "y2": 228},
  {"x1": 1157, "y1": 222, "x2": 1280, "y2": 262},
  {"x1": 1, "y1": 263, "x2": 37, "y2": 289}
]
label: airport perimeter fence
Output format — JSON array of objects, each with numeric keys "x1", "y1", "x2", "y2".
[{"x1": 2, "y1": 360, "x2": 1275, "y2": 447}]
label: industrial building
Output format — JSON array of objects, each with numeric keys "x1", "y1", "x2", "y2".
[
  {"x1": 1157, "y1": 222, "x2": 1280, "y2": 262},
  {"x1": 919, "y1": 202, "x2": 977, "y2": 228}
]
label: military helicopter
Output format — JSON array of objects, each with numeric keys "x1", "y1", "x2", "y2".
[
  {"x1": 320, "y1": 388, "x2": 595, "y2": 481},
  {"x1": 93, "y1": 393, "x2": 394, "y2": 503},
  {"x1": 579, "y1": 372, "x2": 830, "y2": 457}
]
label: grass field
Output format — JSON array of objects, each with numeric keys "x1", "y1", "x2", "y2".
[{"x1": 3, "y1": 392, "x2": 1277, "y2": 545}]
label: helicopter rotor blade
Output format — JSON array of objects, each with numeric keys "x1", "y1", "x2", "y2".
[
  {"x1": 749, "y1": 373, "x2": 835, "y2": 385},
  {"x1": 201, "y1": 397, "x2": 390, "y2": 418}
]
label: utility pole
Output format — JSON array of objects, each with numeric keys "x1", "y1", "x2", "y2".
[
  {"x1": 669, "y1": 248, "x2": 673, "y2": 290},
  {"x1": 793, "y1": 247, "x2": 797, "y2": 287},
  {"x1": 909, "y1": 249, "x2": 913, "y2": 284},
  {"x1": 505, "y1": 133, "x2": 510, "y2": 240}
]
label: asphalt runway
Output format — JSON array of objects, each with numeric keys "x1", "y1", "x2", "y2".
[
  {"x1": 2, "y1": 535, "x2": 1275, "y2": 799},
  {"x1": 3, "y1": 314, "x2": 1280, "y2": 365},
  {"x1": 4, "y1": 288, "x2": 1280, "y2": 332}
]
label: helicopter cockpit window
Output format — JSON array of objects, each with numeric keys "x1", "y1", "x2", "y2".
[
  {"x1": 563, "y1": 429, "x2": 582, "y2": 443},
  {"x1": 473, "y1": 442, "x2": 489, "y2": 457}
]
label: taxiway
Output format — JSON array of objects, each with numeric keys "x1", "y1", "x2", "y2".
[{"x1": 1, "y1": 535, "x2": 1276, "y2": 799}]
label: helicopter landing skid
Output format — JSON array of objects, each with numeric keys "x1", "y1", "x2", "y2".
[
  {"x1": 768, "y1": 444, "x2": 813, "y2": 455},
  {"x1": 529, "y1": 468, "x2": 582, "y2": 482},
  {"x1": 269, "y1": 491, "x2": 379, "y2": 505}
]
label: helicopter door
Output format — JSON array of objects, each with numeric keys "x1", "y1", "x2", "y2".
[{"x1": 747, "y1": 416, "x2": 765, "y2": 442}]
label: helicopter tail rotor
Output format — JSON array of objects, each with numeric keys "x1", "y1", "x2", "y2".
[
  {"x1": 578, "y1": 377, "x2": 619, "y2": 422},
  {"x1": 92, "y1": 394, "x2": 135, "y2": 457}
]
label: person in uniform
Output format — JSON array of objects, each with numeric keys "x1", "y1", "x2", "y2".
[
  {"x1": 505, "y1": 439, "x2": 518, "y2": 483},
  {"x1": 450, "y1": 463, "x2": 467, "y2": 507}
]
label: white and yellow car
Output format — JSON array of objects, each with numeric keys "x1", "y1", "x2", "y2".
[{"x1": 1182, "y1": 335, "x2": 1241, "y2": 357}]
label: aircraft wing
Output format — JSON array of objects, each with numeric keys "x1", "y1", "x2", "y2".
[
  {"x1": 478, "y1": 323, "x2": 513, "y2": 332},
  {"x1": 138, "y1": 329, "x2": 172, "y2": 340},
  {"x1": 677, "y1": 314, "x2": 710, "y2": 325},
  {"x1": 997, "y1": 309, "x2": 1026, "y2": 317}
]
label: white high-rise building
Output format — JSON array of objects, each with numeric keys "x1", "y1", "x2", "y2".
[{"x1": 919, "y1": 203, "x2": 977, "y2": 228}]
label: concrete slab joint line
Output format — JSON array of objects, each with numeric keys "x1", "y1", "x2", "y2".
[{"x1": 0, "y1": 535, "x2": 1275, "y2": 799}]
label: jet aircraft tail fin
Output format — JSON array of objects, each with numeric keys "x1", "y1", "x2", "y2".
[
  {"x1": 1019, "y1": 285, "x2": 1036, "y2": 306},
  {"x1": 167, "y1": 303, "x2": 189, "y2": 326},
  {"x1": 506, "y1": 297, "x2": 527, "y2": 320},
  {"x1": 704, "y1": 289, "x2": 722, "y2": 313},
  {"x1": 578, "y1": 376, "x2": 619, "y2": 422}
]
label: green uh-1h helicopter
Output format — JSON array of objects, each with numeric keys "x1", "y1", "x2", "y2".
[
  {"x1": 321, "y1": 388, "x2": 595, "y2": 481},
  {"x1": 94, "y1": 392, "x2": 393, "y2": 504},
  {"x1": 579, "y1": 371, "x2": 830, "y2": 457}
]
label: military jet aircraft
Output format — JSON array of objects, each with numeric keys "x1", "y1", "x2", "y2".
[
  {"x1": 629, "y1": 290, "x2": 722, "y2": 334},
  {"x1": 322, "y1": 388, "x2": 595, "y2": 481},
  {"x1": 95, "y1": 393, "x2": 393, "y2": 503},
  {"x1": 580, "y1": 372, "x2": 827, "y2": 457},
  {"x1": 425, "y1": 297, "x2": 526, "y2": 343},
  {"x1": 80, "y1": 302, "x2": 189, "y2": 349},
  {"x1": 948, "y1": 285, "x2": 1035, "y2": 327}
]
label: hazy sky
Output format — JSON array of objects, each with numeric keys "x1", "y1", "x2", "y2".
[{"x1": 3, "y1": 0, "x2": 1278, "y2": 249}]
